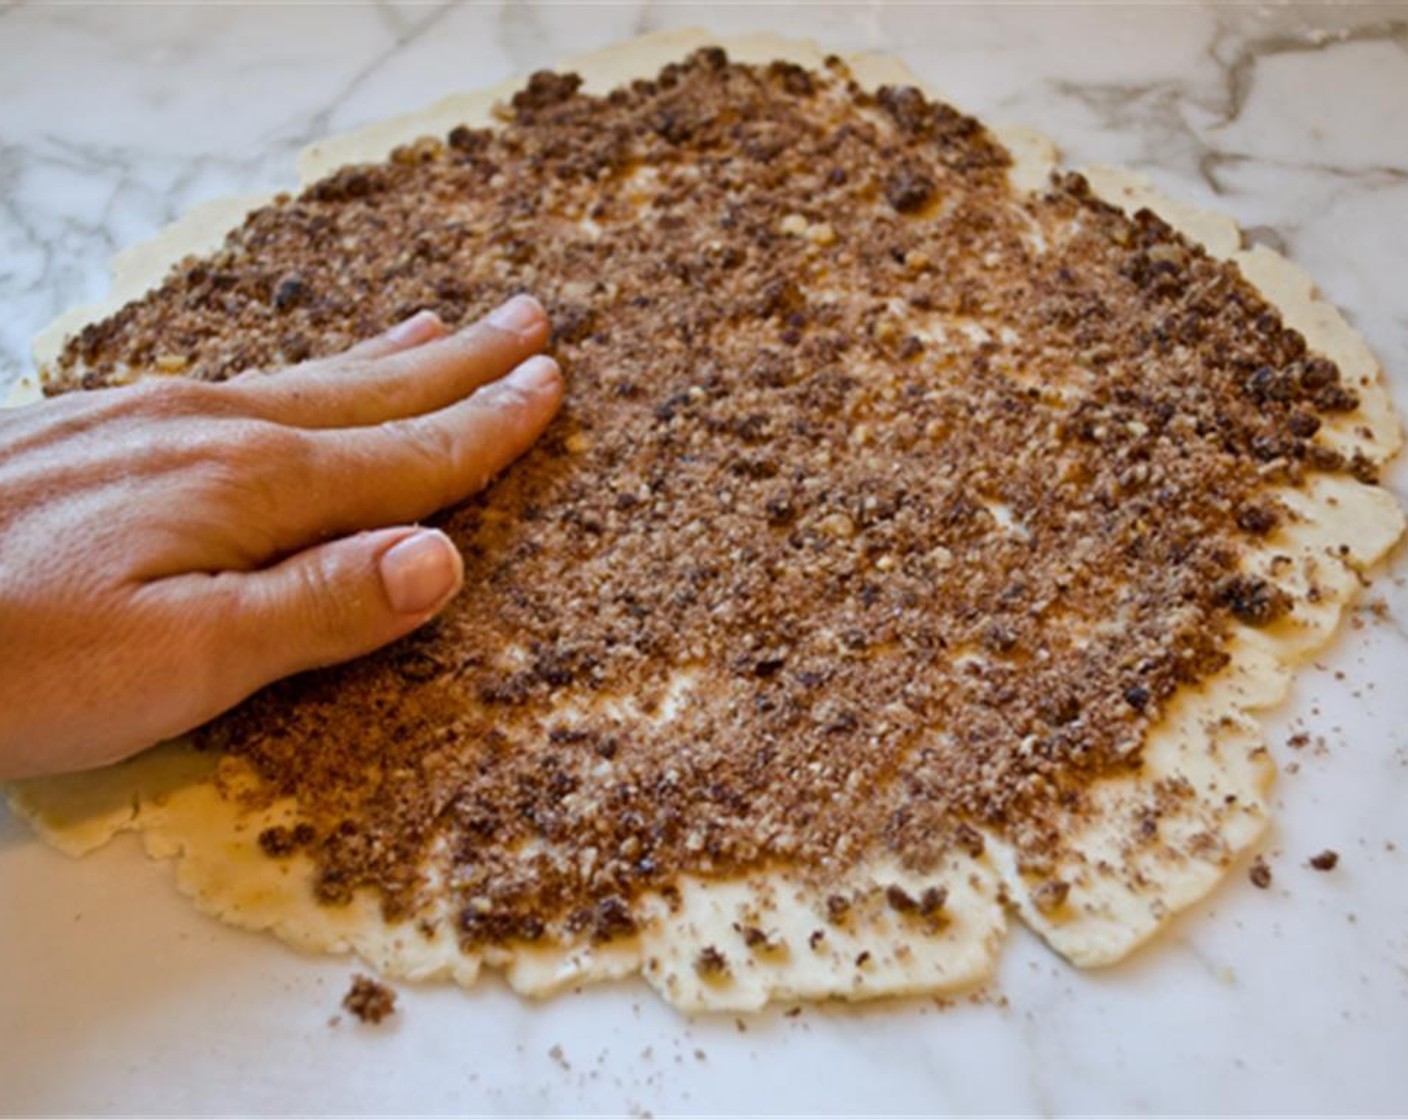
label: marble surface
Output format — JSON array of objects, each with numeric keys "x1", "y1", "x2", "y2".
[{"x1": 2, "y1": 2, "x2": 1407, "y2": 1115}]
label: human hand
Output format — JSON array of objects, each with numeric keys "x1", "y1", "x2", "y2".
[{"x1": 0, "y1": 296, "x2": 562, "y2": 780}]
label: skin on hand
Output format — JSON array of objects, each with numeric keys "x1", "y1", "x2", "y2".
[{"x1": 0, "y1": 296, "x2": 563, "y2": 780}]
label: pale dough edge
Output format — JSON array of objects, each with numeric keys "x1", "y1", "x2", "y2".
[
  {"x1": 984, "y1": 152, "x2": 1404, "y2": 966},
  {"x1": 6, "y1": 28, "x2": 1403, "y2": 1009}
]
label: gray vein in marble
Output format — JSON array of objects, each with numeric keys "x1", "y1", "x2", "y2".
[
  {"x1": 1183, "y1": 935, "x2": 1237, "y2": 987},
  {"x1": 1044, "y1": 14, "x2": 1408, "y2": 203},
  {"x1": 1213, "y1": 16, "x2": 1408, "y2": 130},
  {"x1": 1240, "y1": 224, "x2": 1289, "y2": 254},
  {"x1": 371, "y1": 0, "x2": 418, "y2": 41},
  {"x1": 12, "y1": 135, "x2": 219, "y2": 252},
  {"x1": 633, "y1": 0, "x2": 661, "y2": 37},
  {"x1": 498, "y1": 1, "x2": 552, "y2": 76},
  {"x1": 1374, "y1": 594, "x2": 1408, "y2": 644},
  {"x1": 1201, "y1": 154, "x2": 1408, "y2": 193},
  {"x1": 1047, "y1": 77, "x2": 1221, "y2": 184},
  {"x1": 1016, "y1": 1000, "x2": 1059, "y2": 1118},
  {"x1": 264, "y1": 1, "x2": 457, "y2": 159}
]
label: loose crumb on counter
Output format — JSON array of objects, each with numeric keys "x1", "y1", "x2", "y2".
[{"x1": 342, "y1": 974, "x2": 397, "y2": 1024}]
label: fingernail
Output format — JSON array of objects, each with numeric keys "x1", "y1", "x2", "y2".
[
  {"x1": 505, "y1": 354, "x2": 563, "y2": 395},
  {"x1": 386, "y1": 310, "x2": 442, "y2": 346},
  {"x1": 486, "y1": 294, "x2": 545, "y2": 337},
  {"x1": 379, "y1": 530, "x2": 463, "y2": 615}
]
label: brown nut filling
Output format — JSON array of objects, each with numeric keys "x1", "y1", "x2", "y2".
[{"x1": 51, "y1": 48, "x2": 1369, "y2": 951}]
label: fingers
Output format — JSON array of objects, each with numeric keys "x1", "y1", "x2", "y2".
[
  {"x1": 233, "y1": 295, "x2": 551, "y2": 429},
  {"x1": 145, "y1": 343, "x2": 560, "y2": 732},
  {"x1": 192, "y1": 527, "x2": 464, "y2": 702},
  {"x1": 336, "y1": 308, "x2": 448, "y2": 361},
  {"x1": 267, "y1": 353, "x2": 563, "y2": 545}
]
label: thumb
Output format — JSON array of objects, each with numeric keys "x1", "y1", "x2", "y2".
[{"x1": 219, "y1": 525, "x2": 463, "y2": 695}]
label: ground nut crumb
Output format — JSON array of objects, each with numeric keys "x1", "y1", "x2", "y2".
[
  {"x1": 342, "y1": 974, "x2": 397, "y2": 1024},
  {"x1": 1249, "y1": 856, "x2": 1273, "y2": 889}
]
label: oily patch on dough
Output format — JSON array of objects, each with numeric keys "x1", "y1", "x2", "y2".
[{"x1": 6, "y1": 29, "x2": 1403, "y2": 1011}]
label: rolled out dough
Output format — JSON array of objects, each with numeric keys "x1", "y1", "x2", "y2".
[{"x1": 6, "y1": 29, "x2": 1402, "y2": 1012}]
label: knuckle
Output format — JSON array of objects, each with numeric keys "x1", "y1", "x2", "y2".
[
  {"x1": 467, "y1": 321, "x2": 511, "y2": 352},
  {"x1": 489, "y1": 381, "x2": 537, "y2": 413},
  {"x1": 385, "y1": 414, "x2": 451, "y2": 463},
  {"x1": 194, "y1": 420, "x2": 297, "y2": 471},
  {"x1": 312, "y1": 355, "x2": 374, "y2": 383},
  {"x1": 124, "y1": 376, "x2": 224, "y2": 418},
  {"x1": 396, "y1": 418, "x2": 468, "y2": 504},
  {"x1": 153, "y1": 574, "x2": 261, "y2": 719},
  {"x1": 177, "y1": 420, "x2": 307, "y2": 512},
  {"x1": 345, "y1": 365, "x2": 404, "y2": 413},
  {"x1": 229, "y1": 418, "x2": 304, "y2": 465},
  {"x1": 292, "y1": 550, "x2": 358, "y2": 653},
  {"x1": 446, "y1": 323, "x2": 512, "y2": 368},
  {"x1": 262, "y1": 357, "x2": 388, "y2": 417}
]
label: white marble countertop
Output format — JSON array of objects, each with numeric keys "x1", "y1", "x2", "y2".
[{"x1": 2, "y1": 2, "x2": 1407, "y2": 1115}]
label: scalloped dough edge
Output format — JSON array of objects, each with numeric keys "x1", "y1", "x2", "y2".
[{"x1": 5, "y1": 28, "x2": 1402, "y2": 1010}]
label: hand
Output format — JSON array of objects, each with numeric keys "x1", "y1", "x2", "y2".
[{"x1": 0, "y1": 296, "x2": 563, "y2": 780}]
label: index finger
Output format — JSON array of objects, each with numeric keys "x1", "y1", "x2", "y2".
[
  {"x1": 233, "y1": 295, "x2": 551, "y2": 430},
  {"x1": 259, "y1": 353, "x2": 565, "y2": 550}
]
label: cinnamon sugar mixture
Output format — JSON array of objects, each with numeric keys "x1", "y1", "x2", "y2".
[{"x1": 52, "y1": 50, "x2": 1369, "y2": 947}]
